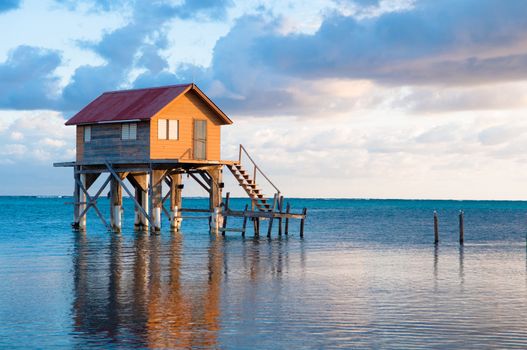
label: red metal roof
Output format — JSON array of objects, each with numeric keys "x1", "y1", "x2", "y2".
[{"x1": 65, "y1": 83, "x2": 232, "y2": 125}]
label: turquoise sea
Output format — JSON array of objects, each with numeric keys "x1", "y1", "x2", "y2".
[{"x1": 1, "y1": 197, "x2": 527, "y2": 349}]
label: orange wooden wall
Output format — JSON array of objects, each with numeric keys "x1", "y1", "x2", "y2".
[{"x1": 150, "y1": 90, "x2": 222, "y2": 160}]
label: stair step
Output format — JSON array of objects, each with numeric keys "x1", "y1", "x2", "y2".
[{"x1": 249, "y1": 194, "x2": 266, "y2": 202}]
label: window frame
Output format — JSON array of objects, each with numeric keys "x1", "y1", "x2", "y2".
[
  {"x1": 157, "y1": 119, "x2": 179, "y2": 140},
  {"x1": 121, "y1": 122, "x2": 137, "y2": 141},
  {"x1": 168, "y1": 119, "x2": 179, "y2": 140},
  {"x1": 83, "y1": 125, "x2": 91, "y2": 143},
  {"x1": 158, "y1": 119, "x2": 167, "y2": 140}
]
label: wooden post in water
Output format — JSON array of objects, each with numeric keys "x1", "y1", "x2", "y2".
[
  {"x1": 300, "y1": 208, "x2": 307, "y2": 237},
  {"x1": 253, "y1": 218, "x2": 260, "y2": 237},
  {"x1": 169, "y1": 173, "x2": 183, "y2": 232},
  {"x1": 79, "y1": 173, "x2": 87, "y2": 231},
  {"x1": 267, "y1": 193, "x2": 278, "y2": 237},
  {"x1": 207, "y1": 165, "x2": 223, "y2": 234},
  {"x1": 141, "y1": 173, "x2": 150, "y2": 230},
  {"x1": 150, "y1": 170, "x2": 164, "y2": 232},
  {"x1": 285, "y1": 202, "x2": 290, "y2": 235},
  {"x1": 278, "y1": 196, "x2": 284, "y2": 236},
  {"x1": 242, "y1": 204, "x2": 248, "y2": 237},
  {"x1": 459, "y1": 210, "x2": 464, "y2": 245},
  {"x1": 73, "y1": 169, "x2": 80, "y2": 230},
  {"x1": 222, "y1": 192, "x2": 230, "y2": 236},
  {"x1": 110, "y1": 175, "x2": 122, "y2": 233},
  {"x1": 434, "y1": 211, "x2": 439, "y2": 244},
  {"x1": 128, "y1": 173, "x2": 149, "y2": 231}
]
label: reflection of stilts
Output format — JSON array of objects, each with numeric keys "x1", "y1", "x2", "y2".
[
  {"x1": 72, "y1": 232, "x2": 88, "y2": 330},
  {"x1": 459, "y1": 245, "x2": 465, "y2": 287},
  {"x1": 433, "y1": 244, "x2": 439, "y2": 292},
  {"x1": 107, "y1": 234, "x2": 122, "y2": 339},
  {"x1": 200, "y1": 237, "x2": 223, "y2": 348},
  {"x1": 131, "y1": 232, "x2": 149, "y2": 342},
  {"x1": 146, "y1": 234, "x2": 192, "y2": 348},
  {"x1": 72, "y1": 233, "x2": 224, "y2": 348}
]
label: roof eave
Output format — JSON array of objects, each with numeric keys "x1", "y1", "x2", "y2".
[{"x1": 190, "y1": 84, "x2": 233, "y2": 125}]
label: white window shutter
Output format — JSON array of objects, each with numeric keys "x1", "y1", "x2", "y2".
[
  {"x1": 158, "y1": 119, "x2": 167, "y2": 139},
  {"x1": 168, "y1": 120, "x2": 178, "y2": 140},
  {"x1": 122, "y1": 124, "x2": 129, "y2": 140},
  {"x1": 129, "y1": 123, "x2": 137, "y2": 140},
  {"x1": 84, "y1": 126, "x2": 91, "y2": 142}
]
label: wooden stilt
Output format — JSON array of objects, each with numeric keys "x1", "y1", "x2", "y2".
[
  {"x1": 170, "y1": 173, "x2": 183, "y2": 232},
  {"x1": 128, "y1": 173, "x2": 149, "y2": 231},
  {"x1": 142, "y1": 174, "x2": 150, "y2": 230},
  {"x1": 242, "y1": 204, "x2": 248, "y2": 237},
  {"x1": 105, "y1": 162, "x2": 153, "y2": 230},
  {"x1": 278, "y1": 196, "x2": 284, "y2": 236},
  {"x1": 267, "y1": 194, "x2": 278, "y2": 237},
  {"x1": 284, "y1": 202, "x2": 290, "y2": 235},
  {"x1": 133, "y1": 183, "x2": 142, "y2": 230},
  {"x1": 253, "y1": 218, "x2": 260, "y2": 237},
  {"x1": 206, "y1": 166, "x2": 223, "y2": 234},
  {"x1": 79, "y1": 173, "x2": 87, "y2": 231},
  {"x1": 222, "y1": 192, "x2": 230, "y2": 236},
  {"x1": 267, "y1": 217, "x2": 273, "y2": 238},
  {"x1": 110, "y1": 176, "x2": 122, "y2": 233},
  {"x1": 75, "y1": 173, "x2": 112, "y2": 231},
  {"x1": 299, "y1": 208, "x2": 307, "y2": 238},
  {"x1": 73, "y1": 168, "x2": 80, "y2": 230},
  {"x1": 151, "y1": 170, "x2": 165, "y2": 232},
  {"x1": 459, "y1": 210, "x2": 464, "y2": 245}
]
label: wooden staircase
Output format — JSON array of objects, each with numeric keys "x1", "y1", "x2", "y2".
[
  {"x1": 227, "y1": 163, "x2": 272, "y2": 211},
  {"x1": 226, "y1": 145, "x2": 281, "y2": 212}
]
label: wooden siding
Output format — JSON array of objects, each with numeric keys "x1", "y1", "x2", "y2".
[
  {"x1": 150, "y1": 90, "x2": 222, "y2": 160},
  {"x1": 76, "y1": 126, "x2": 84, "y2": 162},
  {"x1": 79, "y1": 122, "x2": 150, "y2": 163}
]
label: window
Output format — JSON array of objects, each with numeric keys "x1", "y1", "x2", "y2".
[
  {"x1": 122, "y1": 123, "x2": 137, "y2": 140},
  {"x1": 158, "y1": 119, "x2": 178, "y2": 140},
  {"x1": 158, "y1": 119, "x2": 167, "y2": 140},
  {"x1": 83, "y1": 126, "x2": 91, "y2": 143},
  {"x1": 168, "y1": 120, "x2": 178, "y2": 140}
]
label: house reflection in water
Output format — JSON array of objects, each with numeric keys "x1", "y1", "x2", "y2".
[{"x1": 71, "y1": 232, "x2": 224, "y2": 348}]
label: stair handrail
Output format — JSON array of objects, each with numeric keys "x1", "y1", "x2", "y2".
[{"x1": 238, "y1": 144, "x2": 281, "y2": 196}]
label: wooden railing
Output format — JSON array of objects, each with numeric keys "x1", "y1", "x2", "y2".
[{"x1": 238, "y1": 144, "x2": 281, "y2": 197}]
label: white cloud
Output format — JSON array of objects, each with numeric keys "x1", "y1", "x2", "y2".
[
  {"x1": 0, "y1": 110, "x2": 75, "y2": 163},
  {"x1": 9, "y1": 131, "x2": 23, "y2": 140}
]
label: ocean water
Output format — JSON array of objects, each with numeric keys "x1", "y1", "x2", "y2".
[{"x1": 1, "y1": 197, "x2": 527, "y2": 349}]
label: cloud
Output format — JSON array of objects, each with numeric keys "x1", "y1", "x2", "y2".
[
  {"x1": 478, "y1": 126, "x2": 522, "y2": 146},
  {"x1": 0, "y1": 0, "x2": 20, "y2": 13},
  {"x1": 128, "y1": 0, "x2": 527, "y2": 118},
  {"x1": 58, "y1": 0, "x2": 234, "y2": 112},
  {"x1": 54, "y1": 0, "x2": 127, "y2": 12},
  {"x1": 8, "y1": 0, "x2": 527, "y2": 118},
  {"x1": 173, "y1": 0, "x2": 233, "y2": 21},
  {"x1": 163, "y1": 0, "x2": 527, "y2": 116},
  {"x1": 0, "y1": 45, "x2": 61, "y2": 110},
  {"x1": 0, "y1": 111, "x2": 75, "y2": 163},
  {"x1": 252, "y1": 0, "x2": 527, "y2": 84}
]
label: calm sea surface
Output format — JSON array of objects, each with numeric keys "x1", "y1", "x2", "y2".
[{"x1": 1, "y1": 197, "x2": 527, "y2": 349}]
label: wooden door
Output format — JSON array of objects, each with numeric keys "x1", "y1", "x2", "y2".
[{"x1": 193, "y1": 119, "x2": 207, "y2": 160}]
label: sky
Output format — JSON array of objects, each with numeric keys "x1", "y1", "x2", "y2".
[{"x1": 1, "y1": 0, "x2": 527, "y2": 199}]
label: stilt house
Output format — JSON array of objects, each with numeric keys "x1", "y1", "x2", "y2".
[{"x1": 55, "y1": 83, "x2": 306, "y2": 235}]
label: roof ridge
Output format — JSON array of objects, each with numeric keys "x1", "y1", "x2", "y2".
[{"x1": 102, "y1": 83, "x2": 193, "y2": 95}]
